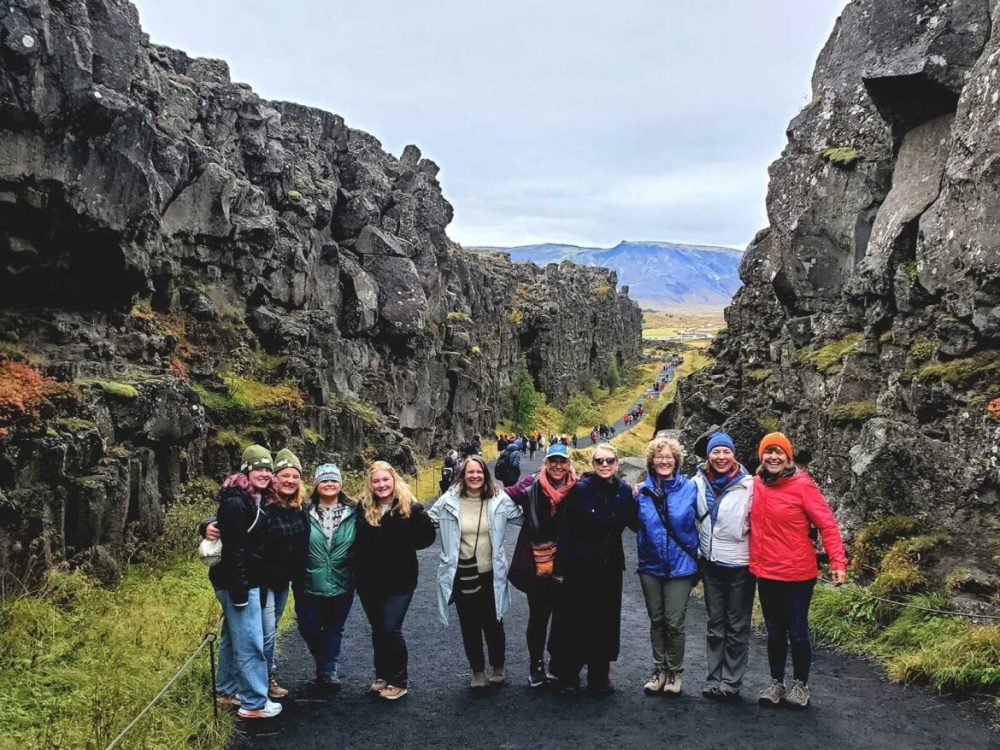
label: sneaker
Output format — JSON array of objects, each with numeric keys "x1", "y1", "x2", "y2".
[
  {"x1": 369, "y1": 678, "x2": 387, "y2": 694},
  {"x1": 379, "y1": 684, "x2": 408, "y2": 701},
  {"x1": 662, "y1": 671, "x2": 682, "y2": 696},
  {"x1": 529, "y1": 661, "x2": 547, "y2": 688},
  {"x1": 238, "y1": 700, "x2": 283, "y2": 719},
  {"x1": 643, "y1": 670, "x2": 666, "y2": 695},
  {"x1": 215, "y1": 694, "x2": 242, "y2": 707},
  {"x1": 316, "y1": 674, "x2": 342, "y2": 692},
  {"x1": 783, "y1": 679, "x2": 810, "y2": 709},
  {"x1": 758, "y1": 678, "x2": 786, "y2": 707},
  {"x1": 470, "y1": 671, "x2": 488, "y2": 690},
  {"x1": 489, "y1": 665, "x2": 506, "y2": 685},
  {"x1": 701, "y1": 685, "x2": 727, "y2": 701},
  {"x1": 268, "y1": 679, "x2": 289, "y2": 699}
]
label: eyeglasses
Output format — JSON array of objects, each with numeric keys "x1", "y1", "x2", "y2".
[
  {"x1": 546, "y1": 458, "x2": 569, "y2": 465},
  {"x1": 653, "y1": 455, "x2": 676, "y2": 463},
  {"x1": 593, "y1": 457, "x2": 618, "y2": 466}
]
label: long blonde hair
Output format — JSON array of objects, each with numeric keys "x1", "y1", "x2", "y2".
[
  {"x1": 273, "y1": 472, "x2": 307, "y2": 509},
  {"x1": 360, "y1": 460, "x2": 416, "y2": 526}
]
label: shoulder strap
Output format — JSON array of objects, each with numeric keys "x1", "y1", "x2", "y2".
[{"x1": 651, "y1": 490, "x2": 699, "y2": 561}]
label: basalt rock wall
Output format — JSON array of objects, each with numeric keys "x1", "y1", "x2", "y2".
[
  {"x1": 0, "y1": 0, "x2": 641, "y2": 582},
  {"x1": 674, "y1": 0, "x2": 1000, "y2": 602}
]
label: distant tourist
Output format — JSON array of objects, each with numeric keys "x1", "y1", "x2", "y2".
[
  {"x1": 634, "y1": 437, "x2": 698, "y2": 696},
  {"x1": 692, "y1": 433, "x2": 754, "y2": 701},
  {"x1": 353, "y1": 461, "x2": 436, "y2": 700},
  {"x1": 429, "y1": 456, "x2": 523, "y2": 690},
  {"x1": 440, "y1": 449, "x2": 460, "y2": 494},
  {"x1": 752, "y1": 433, "x2": 847, "y2": 709}
]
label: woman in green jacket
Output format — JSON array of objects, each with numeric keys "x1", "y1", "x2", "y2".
[{"x1": 294, "y1": 463, "x2": 358, "y2": 691}]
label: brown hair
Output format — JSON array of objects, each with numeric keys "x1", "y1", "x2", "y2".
[{"x1": 457, "y1": 455, "x2": 497, "y2": 500}]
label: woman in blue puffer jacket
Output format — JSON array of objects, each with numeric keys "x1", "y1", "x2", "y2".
[{"x1": 635, "y1": 436, "x2": 699, "y2": 697}]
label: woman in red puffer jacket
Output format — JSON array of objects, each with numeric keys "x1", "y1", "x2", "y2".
[{"x1": 749, "y1": 432, "x2": 846, "y2": 711}]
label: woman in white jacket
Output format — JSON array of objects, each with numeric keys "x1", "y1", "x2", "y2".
[
  {"x1": 692, "y1": 432, "x2": 755, "y2": 701},
  {"x1": 428, "y1": 455, "x2": 523, "y2": 690}
]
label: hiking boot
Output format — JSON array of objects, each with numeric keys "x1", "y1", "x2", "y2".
[
  {"x1": 701, "y1": 685, "x2": 727, "y2": 701},
  {"x1": 215, "y1": 694, "x2": 242, "y2": 707},
  {"x1": 529, "y1": 661, "x2": 547, "y2": 688},
  {"x1": 470, "y1": 671, "x2": 488, "y2": 690},
  {"x1": 643, "y1": 670, "x2": 666, "y2": 694},
  {"x1": 783, "y1": 679, "x2": 810, "y2": 709},
  {"x1": 662, "y1": 671, "x2": 682, "y2": 696},
  {"x1": 587, "y1": 679, "x2": 614, "y2": 697},
  {"x1": 316, "y1": 674, "x2": 341, "y2": 692},
  {"x1": 489, "y1": 665, "x2": 506, "y2": 685},
  {"x1": 378, "y1": 684, "x2": 408, "y2": 701},
  {"x1": 369, "y1": 678, "x2": 387, "y2": 694},
  {"x1": 267, "y1": 679, "x2": 288, "y2": 699},
  {"x1": 238, "y1": 700, "x2": 283, "y2": 719},
  {"x1": 758, "y1": 678, "x2": 786, "y2": 707}
]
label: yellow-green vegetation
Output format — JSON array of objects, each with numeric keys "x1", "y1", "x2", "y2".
[
  {"x1": 584, "y1": 361, "x2": 664, "y2": 431},
  {"x1": 826, "y1": 400, "x2": 877, "y2": 424},
  {"x1": 508, "y1": 308, "x2": 524, "y2": 325},
  {"x1": 819, "y1": 145, "x2": 860, "y2": 168},
  {"x1": 902, "y1": 260, "x2": 919, "y2": 280},
  {"x1": 328, "y1": 394, "x2": 380, "y2": 426},
  {"x1": 286, "y1": 189, "x2": 303, "y2": 203},
  {"x1": 641, "y1": 308, "x2": 725, "y2": 342},
  {"x1": 805, "y1": 94, "x2": 822, "y2": 111},
  {"x1": 0, "y1": 480, "x2": 231, "y2": 749},
  {"x1": 796, "y1": 332, "x2": 863, "y2": 372},
  {"x1": 910, "y1": 338, "x2": 937, "y2": 363},
  {"x1": 446, "y1": 311, "x2": 471, "y2": 323},
  {"x1": 757, "y1": 414, "x2": 780, "y2": 434},
  {"x1": 917, "y1": 350, "x2": 1000, "y2": 386},
  {"x1": 660, "y1": 349, "x2": 712, "y2": 405},
  {"x1": 747, "y1": 368, "x2": 772, "y2": 382},
  {"x1": 850, "y1": 515, "x2": 924, "y2": 576},
  {"x1": 592, "y1": 283, "x2": 612, "y2": 301},
  {"x1": 76, "y1": 377, "x2": 140, "y2": 399},
  {"x1": 471, "y1": 345, "x2": 482, "y2": 356},
  {"x1": 194, "y1": 372, "x2": 303, "y2": 427},
  {"x1": 753, "y1": 226, "x2": 772, "y2": 244}
]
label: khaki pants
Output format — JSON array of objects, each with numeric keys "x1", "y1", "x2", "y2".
[{"x1": 639, "y1": 573, "x2": 696, "y2": 672}]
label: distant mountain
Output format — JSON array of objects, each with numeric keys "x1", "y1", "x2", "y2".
[{"x1": 472, "y1": 241, "x2": 743, "y2": 308}]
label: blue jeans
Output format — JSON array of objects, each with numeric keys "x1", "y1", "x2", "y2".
[
  {"x1": 756, "y1": 577, "x2": 816, "y2": 683},
  {"x1": 214, "y1": 587, "x2": 269, "y2": 710},
  {"x1": 359, "y1": 589, "x2": 414, "y2": 687},
  {"x1": 295, "y1": 590, "x2": 355, "y2": 678},
  {"x1": 261, "y1": 585, "x2": 290, "y2": 678}
]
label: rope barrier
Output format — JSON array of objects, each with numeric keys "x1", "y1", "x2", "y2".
[
  {"x1": 104, "y1": 632, "x2": 218, "y2": 750},
  {"x1": 818, "y1": 577, "x2": 1000, "y2": 622}
]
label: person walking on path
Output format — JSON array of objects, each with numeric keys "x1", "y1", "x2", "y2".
[
  {"x1": 692, "y1": 433, "x2": 755, "y2": 701},
  {"x1": 634, "y1": 437, "x2": 699, "y2": 697},
  {"x1": 354, "y1": 461, "x2": 436, "y2": 701},
  {"x1": 208, "y1": 444, "x2": 282, "y2": 719},
  {"x1": 295, "y1": 463, "x2": 357, "y2": 692},
  {"x1": 505, "y1": 442, "x2": 577, "y2": 687},
  {"x1": 429, "y1": 456, "x2": 523, "y2": 690},
  {"x1": 553, "y1": 443, "x2": 636, "y2": 696},
  {"x1": 751, "y1": 432, "x2": 847, "y2": 710},
  {"x1": 494, "y1": 440, "x2": 523, "y2": 487}
]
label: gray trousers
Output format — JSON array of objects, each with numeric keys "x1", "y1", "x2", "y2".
[
  {"x1": 639, "y1": 573, "x2": 696, "y2": 672},
  {"x1": 702, "y1": 561, "x2": 756, "y2": 692}
]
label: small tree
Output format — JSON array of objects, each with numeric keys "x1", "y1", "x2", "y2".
[
  {"x1": 508, "y1": 359, "x2": 541, "y2": 433},
  {"x1": 606, "y1": 355, "x2": 621, "y2": 392},
  {"x1": 561, "y1": 392, "x2": 599, "y2": 434}
]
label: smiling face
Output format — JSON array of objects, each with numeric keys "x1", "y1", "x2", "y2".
[
  {"x1": 316, "y1": 480, "x2": 341, "y2": 503},
  {"x1": 544, "y1": 456, "x2": 570, "y2": 485},
  {"x1": 463, "y1": 459, "x2": 485, "y2": 493},
  {"x1": 274, "y1": 467, "x2": 301, "y2": 496},
  {"x1": 370, "y1": 469, "x2": 395, "y2": 502},
  {"x1": 708, "y1": 446, "x2": 736, "y2": 474},
  {"x1": 761, "y1": 445, "x2": 793, "y2": 473},
  {"x1": 247, "y1": 467, "x2": 273, "y2": 489},
  {"x1": 592, "y1": 448, "x2": 618, "y2": 480},
  {"x1": 651, "y1": 449, "x2": 676, "y2": 478}
]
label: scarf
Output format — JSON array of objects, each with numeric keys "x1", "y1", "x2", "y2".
[
  {"x1": 703, "y1": 463, "x2": 748, "y2": 524},
  {"x1": 760, "y1": 465, "x2": 796, "y2": 486},
  {"x1": 539, "y1": 470, "x2": 575, "y2": 516}
]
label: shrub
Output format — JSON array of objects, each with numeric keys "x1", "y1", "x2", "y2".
[
  {"x1": 0, "y1": 358, "x2": 78, "y2": 437},
  {"x1": 605, "y1": 355, "x2": 621, "y2": 391}
]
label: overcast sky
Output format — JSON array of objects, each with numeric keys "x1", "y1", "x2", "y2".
[{"x1": 131, "y1": 1, "x2": 847, "y2": 250}]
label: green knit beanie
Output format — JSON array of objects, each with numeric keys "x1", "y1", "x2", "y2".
[
  {"x1": 273, "y1": 448, "x2": 303, "y2": 475},
  {"x1": 240, "y1": 444, "x2": 273, "y2": 472}
]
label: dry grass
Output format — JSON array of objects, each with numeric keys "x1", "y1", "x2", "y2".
[{"x1": 642, "y1": 308, "x2": 725, "y2": 341}]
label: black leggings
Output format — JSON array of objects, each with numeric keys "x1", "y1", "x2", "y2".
[
  {"x1": 756, "y1": 577, "x2": 816, "y2": 683},
  {"x1": 525, "y1": 576, "x2": 558, "y2": 666},
  {"x1": 454, "y1": 571, "x2": 505, "y2": 672}
]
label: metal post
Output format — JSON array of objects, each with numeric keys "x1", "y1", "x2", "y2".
[{"x1": 207, "y1": 633, "x2": 218, "y2": 723}]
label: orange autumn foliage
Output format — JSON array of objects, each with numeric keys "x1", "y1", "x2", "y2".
[{"x1": 0, "y1": 357, "x2": 78, "y2": 437}]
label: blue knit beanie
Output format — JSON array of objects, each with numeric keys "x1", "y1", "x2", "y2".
[{"x1": 706, "y1": 432, "x2": 736, "y2": 454}]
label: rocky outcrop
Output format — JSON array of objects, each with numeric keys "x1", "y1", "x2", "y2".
[
  {"x1": 674, "y1": 0, "x2": 1000, "y2": 600},
  {"x1": 0, "y1": 0, "x2": 641, "y2": 582}
]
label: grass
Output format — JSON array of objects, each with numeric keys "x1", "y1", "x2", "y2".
[
  {"x1": 826, "y1": 400, "x2": 877, "y2": 424},
  {"x1": 916, "y1": 350, "x2": 1000, "y2": 386},
  {"x1": 0, "y1": 482, "x2": 232, "y2": 749},
  {"x1": 75, "y1": 378, "x2": 139, "y2": 399},
  {"x1": 641, "y1": 308, "x2": 724, "y2": 342},
  {"x1": 796, "y1": 332, "x2": 863, "y2": 372},
  {"x1": 579, "y1": 361, "x2": 664, "y2": 433}
]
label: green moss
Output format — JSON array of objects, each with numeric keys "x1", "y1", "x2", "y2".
[
  {"x1": 879, "y1": 331, "x2": 893, "y2": 343},
  {"x1": 209, "y1": 428, "x2": 245, "y2": 449},
  {"x1": 917, "y1": 350, "x2": 1000, "y2": 386},
  {"x1": 757, "y1": 414, "x2": 780, "y2": 434},
  {"x1": 593, "y1": 283, "x2": 612, "y2": 300},
  {"x1": 945, "y1": 568, "x2": 974, "y2": 594},
  {"x1": 851, "y1": 516, "x2": 923, "y2": 576},
  {"x1": 303, "y1": 427, "x2": 322, "y2": 445},
  {"x1": 826, "y1": 400, "x2": 876, "y2": 424},
  {"x1": 871, "y1": 534, "x2": 948, "y2": 599},
  {"x1": 805, "y1": 94, "x2": 822, "y2": 111},
  {"x1": 328, "y1": 395, "x2": 380, "y2": 426},
  {"x1": 471, "y1": 345, "x2": 482, "y2": 356},
  {"x1": 76, "y1": 378, "x2": 139, "y2": 400},
  {"x1": 286, "y1": 190, "x2": 303, "y2": 203},
  {"x1": 54, "y1": 417, "x2": 97, "y2": 433},
  {"x1": 797, "y1": 332, "x2": 863, "y2": 372},
  {"x1": 747, "y1": 368, "x2": 772, "y2": 382},
  {"x1": 903, "y1": 261, "x2": 919, "y2": 280},
  {"x1": 819, "y1": 146, "x2": 860, "y2": 168},
  {"x1": 446, "y1": 311, "x2": 471, "y2": 323},
  {"x1": 752, "y1": 226, "x2": 772, "y2": 244}
]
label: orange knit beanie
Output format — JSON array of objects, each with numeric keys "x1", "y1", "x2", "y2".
[{"x1": 758, "y1": 432, "x2": 794, "y2": 461}]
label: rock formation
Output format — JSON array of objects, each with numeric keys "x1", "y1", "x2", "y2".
[
  {"x1": 0, "y1": 0, "x2": 641, "y2": 582},
  {"x1": 673, "y1": 0, "x2": 1000, "y2": 602}
]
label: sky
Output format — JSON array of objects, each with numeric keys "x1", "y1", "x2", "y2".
[{"x1": 130, "y1": 1, "x2": 847, "y2": 250}]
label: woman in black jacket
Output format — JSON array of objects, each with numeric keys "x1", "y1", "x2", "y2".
[
  {"x1": 354, "y1": 460, "x2": 436, "y2": 701},
  {"x1": 552, "y1": 443, "x2": 637, "y2": 695}
]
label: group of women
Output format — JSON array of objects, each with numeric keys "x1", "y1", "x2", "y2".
[{"x1": 207, "y1": 429, "x2": 847, "y2": 719}]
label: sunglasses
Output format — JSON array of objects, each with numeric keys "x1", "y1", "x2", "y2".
[
  {"x1": 547, "y1": 457, "x2": 569, "y2": 465},
  {"x1": 592, "y1": 457, "x2": 618, "y2": 466}
]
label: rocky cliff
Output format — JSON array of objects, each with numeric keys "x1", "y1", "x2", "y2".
[
  {"x1": 673, "y1": 0, "x2": 1000, "y2": 602},
  {"x1": 0, "y1": 0, "x2": 641, "y2": 582}
]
